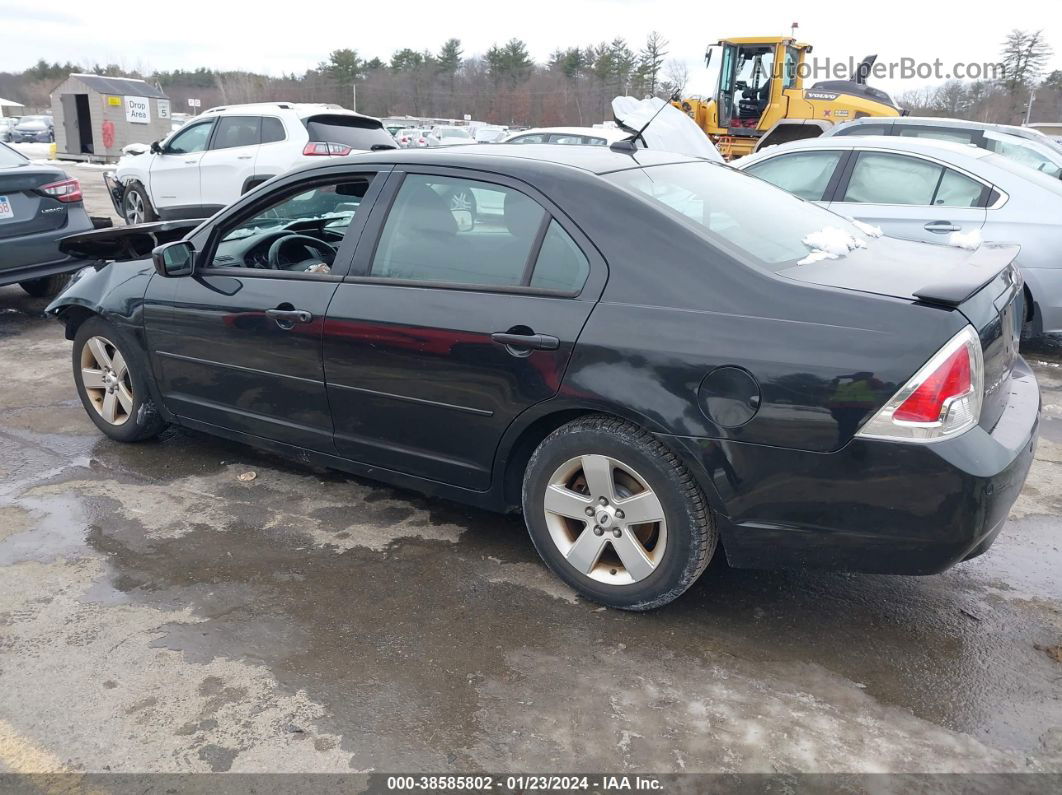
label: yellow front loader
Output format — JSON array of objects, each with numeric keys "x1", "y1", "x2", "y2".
[{"x1": 676, "y1": 36, "x2": 903, "y2": 160}]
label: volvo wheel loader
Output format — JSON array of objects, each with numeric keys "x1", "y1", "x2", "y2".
[{"x1": 676, "y1": 37, "x2": 904, "y2": 160}]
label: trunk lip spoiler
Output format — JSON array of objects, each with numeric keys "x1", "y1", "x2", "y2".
[{"x1": 912, "y1": 243, "x2": 1021, "y2": 307}]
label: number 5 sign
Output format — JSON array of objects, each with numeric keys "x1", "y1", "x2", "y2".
[{"x1": 125, "y1": 96, "x2": 151, "y2": 124}]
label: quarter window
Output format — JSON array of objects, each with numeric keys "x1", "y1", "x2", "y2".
[
  {"x1": 842, "y1": 152, "x2": 986, "y2": 207},
  {"x1": 261, "y1": 117, "x2": 286, "y2": 144},
  {"x1": 530, "y1": 221, "x2": 590, "y2": 292},
  {"x1": 212, "y1": 116, "x2": 260, "y2": 150},
  {"x1": 744, "y1": 151, "x2": 843, "y2": 200}
]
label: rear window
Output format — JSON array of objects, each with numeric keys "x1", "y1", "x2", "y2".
[
  {"x1": 605, "y1": 161, "x2": 873, "y2": 271},
  {"x1": 0, "y1": 143, "x2": 28, "y2": 167},
  {"x1": 303, "y1": 114, "x2": 396, "y2": 151}
]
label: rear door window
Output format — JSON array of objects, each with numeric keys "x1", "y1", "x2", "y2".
[
  {"x1": 744, "y1": 150, "x2": 844, "y2": 200},
  {"x1": 842, "y1": 152, "x2": 986, "y2": 207},
  {"x1": 508, "y1": 134, "x2": 547, "y2": 144},
  {"x1": 370, "y1": 174, "x2": 582, "y2": 290},
  {"x1": 833, "y1": 123, "x2": 890, "y2": 137},
  {"x1": 303, "y1": 115, "x2": 396, "y2": 151},
  {"x1": 211, "y1": 116, "x2": 260, "y2": 150}
]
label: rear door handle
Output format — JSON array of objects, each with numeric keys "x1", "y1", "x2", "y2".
[
  {"x1": 266, "y1": 308, "x2": 313, "y2": 328},
  {"x1": 924, "y1": 221, "x2": 960, "y2": 233},
  {"x1": 490, "y1": 332, "x2": 560, "y2": 351},
  {"x1": 237, "y1": 155, "x2": 253, "y2": 160}
]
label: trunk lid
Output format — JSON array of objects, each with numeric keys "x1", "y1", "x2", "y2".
[
  {"x1": 0, "y1": 163, "x2": 70, "y2": 240},
  {"x1": 58, "y1": 220, "x2": 201, "y2": 262},
  {"x1": 778, "y1": 236, "x2": 1023, "y2": 434}
]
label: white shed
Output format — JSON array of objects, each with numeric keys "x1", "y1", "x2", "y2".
[{"x1": 50, "y1": 73, "x2": 171, "y2": 162}]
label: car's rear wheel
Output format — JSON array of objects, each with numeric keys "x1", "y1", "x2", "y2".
[
  {"x1": 522, "y1": 415, "x2": 716, "y2": 610},
  {"x1": 122, "y1": 183, "x2": 157, "y2": 225},
  {"x1": 73, "y1": 317, "x2": 166, "y2": 442},
  {"x1": 19, "y1": 274, "x2": 70, "y2": 298}
]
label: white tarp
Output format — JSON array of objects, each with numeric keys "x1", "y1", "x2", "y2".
[{"x1": 611, "y1": 96, "x2": 723, "y2": 162}]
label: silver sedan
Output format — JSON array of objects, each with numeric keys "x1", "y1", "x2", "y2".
[{"x1": 736, "y1": 135, "x2": 1062, "y2": 337}]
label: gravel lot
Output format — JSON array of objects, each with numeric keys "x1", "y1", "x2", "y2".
[{"x1": 0, "y1": 146, "x2": 1060, "y2": 779}]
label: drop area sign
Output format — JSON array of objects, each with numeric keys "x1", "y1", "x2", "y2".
[{"x1": 125, "y1": 96, "x2": 151, "y2": 124}]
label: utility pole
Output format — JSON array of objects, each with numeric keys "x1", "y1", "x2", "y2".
[
  {"x1": 1024, "y1": 88, "x2": 1035, "y2": 125},
  {"x1": 351, "y1": 83, "x2": 357, "y2": 112}
]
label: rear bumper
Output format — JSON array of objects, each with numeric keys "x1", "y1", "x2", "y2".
[
  {"x1": 665, "y1": 357, "x2": 1040, "y2": 574},
  {"x1": 0, "y1": 205, "x2": 95, "y2": 286},
  {"x1": 103, "y1": 172, "x2": 125, "y2": 217}
]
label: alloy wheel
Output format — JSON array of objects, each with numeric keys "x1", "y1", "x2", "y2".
[
  {"x1": 542, "y1": 455, "x2": 667, "y2": 585},
  {"x1": 124, "y1": 191, "x2": 144, "y2": 224},
  {"x1": 80, "y1": 336, "x2": 133, "y2": 426}
]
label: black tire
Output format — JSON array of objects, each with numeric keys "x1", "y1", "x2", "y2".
[
  {"x1": 122, "y1": 182, "x2": 157, "y2": 225},
  {"x1": 522, "y1": 415, "x2": 716, "y2": 610},
  {"x1": 20, "y1": 273, "x2": 71, "y2": 298},
  {"x1": 72, "y1": 317, "x2": 166, "y2": 442}
]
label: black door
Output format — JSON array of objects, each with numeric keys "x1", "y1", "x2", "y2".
[
  {"x1": 146, "y1": 169, "x2": 386, "y2": 451},
  {"x1": 323, "y1": 169, "x2": 606, "y2": 490}
]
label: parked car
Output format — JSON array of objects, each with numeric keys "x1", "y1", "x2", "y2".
[
  {"x1": 428, "y1": 126, "x2": 476, "y2": 146},
  {"x1": 473, "y1": 126, "x2": 508, "y2": 143},
  {"x1": 47, "y1": 145, "x2": 1037, "y2": 610},
  {"x1": 737, "y1": 135, "x2": 1062, "y2": 338},
  {"x1": 0, "y1": 141, "x2": 94, "y2": 296},
  {"x1": 822, "y1": 116, "x2": 1062, "y2": 179},
  {"x1": 105, "y1": 102, "x2": 396, "y2": 225},
  {"x1": 0, "y1": 117, "x2": 17, "y2": 143},
  {"x1": 11, "y1": 115, "x2": 54, "y2": 143},
  {"x1": 503, "y1": 126, "x2": 632, "y2": 146},
  {"x1": 394, "y1": 128, "x2": 430, "y2": 149}
]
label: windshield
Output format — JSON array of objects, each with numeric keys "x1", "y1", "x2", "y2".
[
  {"x1": 302, "y1": 115, "x2": 396, "y2": 151},
  {"x1": 18, "y1": 117, "x2": 47, "y2": 129},
  {"x1": 605, "y1": 161, "x2": 873, "y2": 270},
  {"x1": 438, "y1": 128, "x2": 471, "y2": 138},
  {"x1": 0, "y1": 143, "x2": 28, "y2": 167}
]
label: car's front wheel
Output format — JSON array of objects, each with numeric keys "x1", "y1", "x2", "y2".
[
  {"x1": 73, "y1": 317, "x2": 166, "y2": 442},
  {"x1": 522, "y1": 415, "x2": 717, "y2": 610},
  {"x1": 122, "y1": 183, "x2": 157, "y2": 225}
]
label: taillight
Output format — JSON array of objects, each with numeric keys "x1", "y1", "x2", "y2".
[
  {"x1": 302, "y1": 142, "x2": 353, "y2": 156},
  {"x1": 40, "y1": 177, "x2": 82, "y2": 203},
  {"x1": 857, "y1": 326, "x2": 983, "y2": 442}
]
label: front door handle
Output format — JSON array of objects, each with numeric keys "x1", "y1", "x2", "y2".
[
  {"x1": 490, "y1": 331, "x2": 560, "y2": 351},
  {"x1": 266, "y1": 308, "x2": 313, "y2": 329},
  {"x1": 924, "y1": 221, "x2": 960, "y2": 233},
  {"x1": 237, "y1": 155, "x2": 253, "y2": 160}
]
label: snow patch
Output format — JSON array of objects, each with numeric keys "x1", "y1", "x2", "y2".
[
  {"x1": 849, "y1": 219, "x2": 883, "y2": 238},
  {"x1": 948, "y1": 228, "x2": 982, "y2": 250},
  {"x1": 797, "y1": 226, "x2": 869, "y2": 265}
]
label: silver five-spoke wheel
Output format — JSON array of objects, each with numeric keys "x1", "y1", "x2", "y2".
[
  {"x1": 124, "y1": 190, "x2": 145, "y2": 224},
  {"x1": 543, "y1": 454, "x2": 667, "y2": 585},
  {"x1": 80, "y1": 335, "x2": 133, "y2": 426}
]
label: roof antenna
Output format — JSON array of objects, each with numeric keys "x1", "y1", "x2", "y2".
[{"x1": 610, "y1": 90, "x2": 680, "y2": 154}]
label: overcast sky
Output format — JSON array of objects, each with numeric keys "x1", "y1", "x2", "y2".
[{"x1": 1, "y1": 0, "x2": 1060, "y2": 97}]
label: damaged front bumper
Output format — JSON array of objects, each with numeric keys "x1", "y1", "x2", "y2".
[{"x1": 103, "y1": 172, "x2": 125, "y2": 218}]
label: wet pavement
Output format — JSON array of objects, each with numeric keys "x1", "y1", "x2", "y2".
[{"x1": 0, "y1": 284, "x2": 1061, "y2": 775}]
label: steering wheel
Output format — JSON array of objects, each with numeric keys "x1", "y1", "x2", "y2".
[{"x1": 266, "y1": 234, "x2": 336, "y2": 270}]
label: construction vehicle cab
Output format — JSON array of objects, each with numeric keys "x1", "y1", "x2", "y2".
[{"x1": 678, "y1": 36, "x2": 903, "y2": 160}]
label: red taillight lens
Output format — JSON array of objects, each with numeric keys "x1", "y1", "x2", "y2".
[
  {"x1": 302, "y1": 142, "x2": 353, "y2": 156},
  {"x1": 856, "y1": 326, "x2": 983, "y2": 442},
  {"x1": 893, "y1": 346, "x2": 971, "y2": 423},
  {"x1": 40, "y1": 177, "x2": 82, "y2": 203}
]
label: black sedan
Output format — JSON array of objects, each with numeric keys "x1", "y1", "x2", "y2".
[
  {"x1": 0, "y1": 141, "x2": 94, "y2": 296},
  {"x1": 46, "y1": 145, "x2": 1039, "y2": 610}
]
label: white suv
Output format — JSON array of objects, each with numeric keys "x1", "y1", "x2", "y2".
[{"x1": 105, "y1": 102, "x2": 396, "y2": 224}]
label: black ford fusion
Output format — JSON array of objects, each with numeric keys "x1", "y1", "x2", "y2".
[{"x1": 47, "y1": 145, "x2": 1038, "y2": 610}]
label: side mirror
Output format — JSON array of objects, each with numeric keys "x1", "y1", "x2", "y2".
[
  {"x1": 152, "y1": 240, "x2": 195, "y2": 277},
  {"x1": 150, "y1": 140, "x2": 162, "y2": 154}
]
